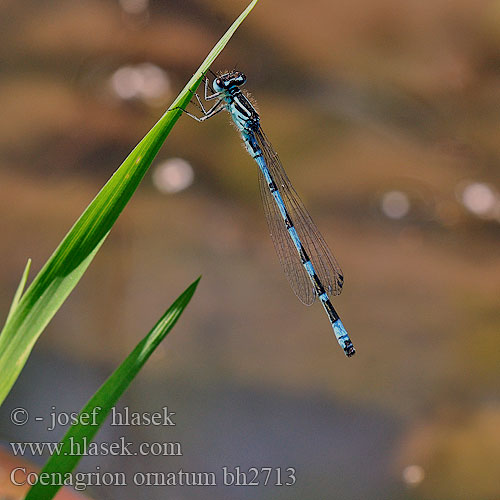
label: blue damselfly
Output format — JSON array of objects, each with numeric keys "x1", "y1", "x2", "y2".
[{"x1": 178, "y1": 70, "x2": 355, "y2": 357}]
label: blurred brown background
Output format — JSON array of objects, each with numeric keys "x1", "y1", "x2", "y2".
[{"x1": 0, "y1": 0, "x2": 499, "y2": 499}]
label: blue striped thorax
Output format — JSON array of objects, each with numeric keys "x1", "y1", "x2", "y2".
[{"x1": 213, "y1": 71, "x2": 259, "y2": 132}]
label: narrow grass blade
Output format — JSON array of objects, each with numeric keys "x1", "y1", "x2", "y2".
[
  {"x1": 0, "y1": 0, "x2": 259, "y2": 406},
  {"x1": 24, "y1": 277, "x2": 200, "y2": 500},
  {"x1": 5, "y1": 259, "x2": 31, "y2": 324}
]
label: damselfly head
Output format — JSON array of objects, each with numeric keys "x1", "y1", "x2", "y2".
[{"x1": 213, "y1": 71, "x2": 247, "y2": 92}]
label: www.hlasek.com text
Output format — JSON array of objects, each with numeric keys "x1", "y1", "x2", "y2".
[{"x1": 10, "y1": 436, "x2": 182, "y2": 457}]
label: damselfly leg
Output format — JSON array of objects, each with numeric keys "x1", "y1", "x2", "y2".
[{"x1": 172, "y1": 74, "x2": 224, "y2": 122}]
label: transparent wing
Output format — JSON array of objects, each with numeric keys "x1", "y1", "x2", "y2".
[
  {"x1": 258, "y1": 168, "x2": 317, "y2": 305},
  {"x1": 255, "y1": 126, "x2": 344, "y2": 305}
]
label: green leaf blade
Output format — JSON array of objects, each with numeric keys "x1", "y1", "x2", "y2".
[
  {"x1": 24, "y1": 277, "x2": 200, "y2": 500},
  {"x1": 5, "y1": 258, "x2": 31, "y2": 324}
]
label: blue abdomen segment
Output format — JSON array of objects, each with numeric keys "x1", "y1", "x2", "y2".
[{"x1": 332, "y1": 319, "x2": 356, "y2": 357}]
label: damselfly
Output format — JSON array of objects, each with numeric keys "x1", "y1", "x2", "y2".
[{"x1": 178, "y1": 70, "x2": 355, "y2": 357}]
